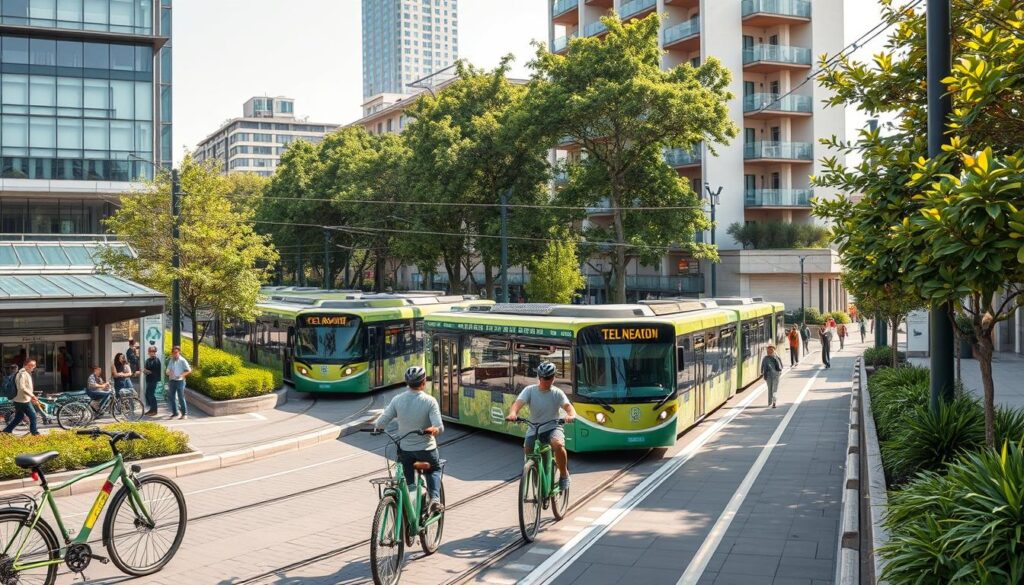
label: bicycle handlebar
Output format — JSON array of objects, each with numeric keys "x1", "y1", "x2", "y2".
[
  {"x1": 510, "y1": 418, "x2": 566, "y2": 427},
  {"x1": 76, "y1": 428, "x2": 146, "y2": 442}
]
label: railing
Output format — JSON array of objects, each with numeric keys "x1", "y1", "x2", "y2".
[
  {"x1": 665, "y1": 146, "x2": 702, "y2": 166},
  {"x1": 620, "y1": 0, "x2": 656, "y2": 18},
  {"x1": 587, "y1": 274, "x2": 704, "y2": 294},
  {"x1": 552, "y1": 0, "x2": 578, "y2": 17},
  {"x1": 663, "y1": 19, "x2": 700, "y2": 45},
  {"x1": 584, "y1": 20, "x2": 608, "y2": 36},
  {"x1": 741, "y1": 0, "x2": 812, "y2": 19},
  {"x1": 743, "y1": 44, "x2": 812, "y2": 66},
  {"x1": 743, "y1": 93, "x2": 813, "y2": 113},
  {"x1": 744, "y1": 188, "x2": 813, "y2": 207},
  {"x1": 552, "y1": 32, "x2": 577, "y2": 52},
  {"x1": 744, "y1": 141, "x2": 813, "y2": 160}
]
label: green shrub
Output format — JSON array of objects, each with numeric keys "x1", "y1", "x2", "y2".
[
  {"x1": 164, "y1": 333, "x2": 280, "y2": 401},
  {"x1": 869, "y1": 368, "x2": 930, "y2": 441},
  {"x1": 784, "y1": 307, "x2": 824, "y2": 325},
  {"x1": 824, "y1": 311, "x2": 851, "y2": 324},
  {"x1": 0, "y1": 422, "x2": 190, "y2": 481},
  {"x1": 882, "y1": 397, "x2": 985, "y2": 486},
  {"x1": 197, "y1": 368, "x2": 276, "y2": 401},
  {"x1": 881, "y1": 442, "x2": 1024, "y2": 585},
  {"x1": 727, "y1": 221, "x2": 831, "y2": 249},
  {"x1": 864, "y1": 346, "x2": 905, "y2": 368},
  {"x1": 995, "y1": 406, "x2": 1024, "y2": 446}
]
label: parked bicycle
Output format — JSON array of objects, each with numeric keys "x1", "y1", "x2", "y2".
[
  {"x1": 364, "y1": 428, "x2": 446, "y2": 585},
  {"x1": 0, "y1": 427, "x2": 187, "y2": 584},
  {"x1": 56, "y1": 389, "x2": 143, "y2": 429},
  {"x1": 512, "y1": 418, "x2": 570, "y2": 542}
]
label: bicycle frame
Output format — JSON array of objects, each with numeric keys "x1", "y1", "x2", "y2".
[
  {"x1": 2, "y1": 453, "x2": 154, "y2": 572},
  {"x1": 528, "y1": 443, "x2": 556, "y2": 501}
]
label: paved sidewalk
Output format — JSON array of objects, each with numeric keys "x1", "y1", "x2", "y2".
[
  {"x1": 487, "y1": 341, "x2": 865, "y2": 585},
  {"x1": 910, "y1": 352, "x2": 1024, "y2": 409}
]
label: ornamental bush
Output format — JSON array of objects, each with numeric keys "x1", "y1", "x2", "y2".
[
  {"x1": 0, "y1": 422, "x2": 189, "y2": 481},
  {"x1": 824, "y1": 311, "x2": 851, "y2": 324},
  {"x1": 163, "y1": 334, "x2": 280, "y2": 401},
  {"x1": 882, "y1": 397, "x2": 985, "y2": 486},
  {"x1": 863, "y1": 346, "x2": 905, "y2": 368}
]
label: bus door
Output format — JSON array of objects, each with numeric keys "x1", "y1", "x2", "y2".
[
  {"x1": 284, "y1": 325, "x2": 295, "y2": 383},
  {"x1": 433, "y1": 335, "x2": 460, "y2": 418},
  {"x1": 694, "y1": 334, "x2": 707, "y2": 418},
  {"x1": 368, "y1": 326, "x2": 385, "y2": 388}
]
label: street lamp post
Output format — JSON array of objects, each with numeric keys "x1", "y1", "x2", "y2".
[
  {"x1": 704, "y1": 183, "x2": 722, "y2": 298},
  {"x1": 799, "y1": 256, "x2": 807, "y2": 324}
]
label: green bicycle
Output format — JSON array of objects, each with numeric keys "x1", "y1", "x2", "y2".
[
  {"x1": 0, "y1": 428, "x2": 187, "y2": 584},
  {"x1": 364, "y1": 428, "x2": 445, "y2": 585},
  {"x1": 514, "y1": 418, "x2": 570, "y2": 542}
]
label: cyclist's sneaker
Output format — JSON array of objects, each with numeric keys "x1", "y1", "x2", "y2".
[
  {"x1": 429, "y1": 497, "x2": 444, "y2": 515},
  {"x1": 558, "y1": 476, "x2": 570, "y2": 492}
]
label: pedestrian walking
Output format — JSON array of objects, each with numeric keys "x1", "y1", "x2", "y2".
[
  {"x1": 860, "y1": 319, "x2": 867, "y2": 343},
  {"x1": 787, "y1": 325, "x2": 800, "y2": 366},
  {"x1": 57, "y1": 346, "x2": 73, "y2": 392},
  {"x1": 761, "y1": 345, "x2": 783, "y2": 408},
  {"x1": 838, "y1": 323, "x2": 848, "y2": 350},
  {"x1": 800, "y1": 323, "x2": 811, "y2": 356},
  {"x1": 142, "y1": 347, "x2": 161, "y2": 416},
  {"x1": 2, "y1": 359, "x2": 42, "y2": 435},
  {"x1": 165, "y1": 345, "x2": 192, "y2": 420},
  {"x1": 820, "y1": 327, "x2": 833, "y2": 368}
]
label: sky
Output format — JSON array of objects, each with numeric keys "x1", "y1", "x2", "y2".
[{"x1": 172, "y1": 0, "x2": 886, "y2": 164}]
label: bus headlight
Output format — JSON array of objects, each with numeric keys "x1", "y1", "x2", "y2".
[
  {"x1": 658, "y1": 410, "x2": 669, "y2": 421},
  {"x1": 343, "y1": 367, "x2": 354, "y2": 376},
  {"x1": 595, "y1": 412, "x2": 607, "y2": 424},
  {"x1": 299, "y1": 367, "x2": 308, "y2": 376}
]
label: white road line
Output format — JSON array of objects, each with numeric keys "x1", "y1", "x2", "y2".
[
  {"x1": 573, "y1": 517, "x2": 595, "y2": 522},
  {"x1": 523, "y1": 548, "x2": 557, "y2": 556},
  {"x1": 505, "y1": 564, "x2": 536, "y2": 572},
  {"x1": 519, "y1": 366, "x2": 811, "y2": 585},
  {"x1": 675, "y1": 370, "x2": 822, "y2": 585},
  {"x1": 586, "y1": 507, "x2": 606, "y2": 513},
  {"x1": 600, "y1": 496, "x2": 619, "y2": 502},
  {"x1": 482, "y1": 577, "x2": 517, "y2": 585},
  {"x1": 248, "y1": 412, "x2": 267, "y2": 420}
]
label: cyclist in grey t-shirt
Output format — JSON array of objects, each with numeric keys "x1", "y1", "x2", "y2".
[{"x1": 506, "y1": 361, "x2": 577, "y2": 492}]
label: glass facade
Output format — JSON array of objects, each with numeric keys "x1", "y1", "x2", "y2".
[
  {"x1": 0, "y1": 0, "x2": 154, "y2": 35},
  {"x1": 0, "y1": 197, "x2": 114, "y2": 234},
  {"x1": 361, "y1": 0, "x2": 458, "y2": 98}
]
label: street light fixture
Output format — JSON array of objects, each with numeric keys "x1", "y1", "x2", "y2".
[
  {"x1": 798, "y1": 255, "x2": 807, "y2": 324},
  {"x1": 703, "y1": 182, "x2": 722, "y2": 298}
]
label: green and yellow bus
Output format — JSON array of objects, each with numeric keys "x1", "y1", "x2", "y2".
[
  {"x1": 225, "y1": 291, "x2": 491, "y2": 394},
  {"x1": 423, "y1": 298, "x2": 783, "y2": 452}
]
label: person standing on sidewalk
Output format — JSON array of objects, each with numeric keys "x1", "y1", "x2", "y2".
[
  {"x1": 860, "y1": 319, "x2": 867, "y2": 343},
  {"x1": 800, "y1": 323, "x2": 811, "y2": 356},
  {"x1": 142, "y1": 347, "x2": 161, "y2": 416},
  {"x1": 164, "y1": 346, "x2": 192, "y2": 420},
  {"x1": 57, "y1": 346, "x2": 73, "y2": 392},
  {"x1": 838, "y1": 323, "x2": 848, "y2": 350},
  {"x1": 787, "y1": 325, "x2": 800, "y2": 366},
  {"x1": 820, "y1": 326, "x2": 833, "y2": 368},
  {"x1": 761, "y1": 346, "x2": 783, "y2": 408},
  {"x1": 2, "y1": 359, "x2": 42, "y2": 435}
]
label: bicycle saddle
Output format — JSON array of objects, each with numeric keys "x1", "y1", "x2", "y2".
[
  {"x1": 412, "y1": 462, "x2": 432, "y2": 471},
  {"x1": 15, "y1": 451, "x2": 58, "y2": 469}
]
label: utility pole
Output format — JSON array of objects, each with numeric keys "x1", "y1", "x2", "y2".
[
  {"x1": 927, "y1": 0, "x2": 955, "y2": 410},
  {"x1": 170, "y1": 169, "x2": 182, "y2": 348},
  {"x1": 799, "y1": 256, "x2": 806, "y2": 324},
  {"x1": 499, "y1": 189, "x2": 510, "y2": 303},
  {"x1": 323, "y1": 229, "x2": 331, "y2": 290},
  {"x1": 704, "y1": 183, "x2": 722, "y2": 298}
]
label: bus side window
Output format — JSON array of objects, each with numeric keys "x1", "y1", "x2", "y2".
[{"x1": 677, "y1": 336, "x2": 692, "y2": 398}]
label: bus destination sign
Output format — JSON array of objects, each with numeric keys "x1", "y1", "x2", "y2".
[
  {"x1": 599, "y1": 327, "x2": 660, "y2": 342},
  {"x1": 302, "y1": 315, "x2": 349, "y2": 326}
]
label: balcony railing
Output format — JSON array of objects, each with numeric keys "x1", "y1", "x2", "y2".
[
  {"x1": 663, "y1": 19, "x2": 700, "y2": 45},
  {"x1": 743, "y1": 93, "x2": 812, "y2": 113},
  {"x1": 587, "y1": 274, "x2": 704, "y2": 294},
  {"x1": 553, "y1": 0, "x2": 578, "y2": 17},
  {"x1": 620, "y1": 0, "x2": 656, "y2": 18},
  {"x1": 741, "y1": 0, "x2": 812, "y2": 19},
  {"x1": 744, "y1": 188, "x2": 813, "y2": 207},
  {"x1": 553, "y1": 32, "x2": 577, "y2": 52},
  {"x1": 744, "y1": 141, "x2": 813, "y2": 160},
  {"x1": 584, "y1": 20, "x2": 607, "y2": 36},
  {"x1": 665, "y1": 146, "x2": 702, "y2": 166},
  {"x1": 743, "y1": 44, "x2": 812, "y2": 66}
]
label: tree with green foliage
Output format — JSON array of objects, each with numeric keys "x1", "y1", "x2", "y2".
[
  {"x1": 525, "y1": 236, "x2": 586, "y2": 304},
  {"x1": 402, "y1": 58, "x2": 553, "y2": 296},
  {"x1": 526, "y1": 13, "x2": 736, "y2": 303},
  {"x1": 101, "y1": 157, "x2": 278, "y2": 366}
]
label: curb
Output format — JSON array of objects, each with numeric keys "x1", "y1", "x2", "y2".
[
  {"x1": 860, "y1": 356, "x2": 890, "y2": 584},
  {"x1": 835, "y1": 357, "x2": 861, "y2": 585},
  {"x1": 185, "y1": 386, "x2": 288, "y2": 416}
]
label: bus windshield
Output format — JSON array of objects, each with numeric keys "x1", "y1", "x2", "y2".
[
  {"x1": 575, "y1": 324, "x2": 675, "y2": 402},
  {"x1": 295, "y1": 315, "x2": 364, "y2": 362}
]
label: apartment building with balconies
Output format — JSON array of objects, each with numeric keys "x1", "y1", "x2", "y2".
[{"x1": 549, "y1": 0, "x2": 849, "y2": 312}]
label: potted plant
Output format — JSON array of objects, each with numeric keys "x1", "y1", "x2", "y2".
[{"x1": 955, "y1": 314, "x2": 974, "y2": 359}]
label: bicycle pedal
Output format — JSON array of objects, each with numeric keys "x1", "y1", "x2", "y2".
[{"x1": 89, "y1": 554, "x2": 109, "y2": 564}]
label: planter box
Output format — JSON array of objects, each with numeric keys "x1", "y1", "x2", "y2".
[{"x1": 185, "y1": 386, "x2": 288, "y2": 416}]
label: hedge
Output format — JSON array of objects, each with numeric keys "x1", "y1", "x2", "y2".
[
  {"x1": 164, "y1": 335, "x2": 281, "y2": 401},
  {"x1": 0, "y1": 422, "x2": 190, "y2": 481},
  {"x1": 864, "y1": 346, "x2": 906, "y2": 368}
]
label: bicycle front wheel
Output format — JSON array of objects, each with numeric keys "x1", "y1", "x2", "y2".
[
  {"x1": 419, "y1": 484, "x2": 445, "y2": 555},
  {"x1": 551, "y1": 467, "x2": 570, "y2": 520},
  {"x1": 104, "y1": 475, "x2": 187, "y2": 576},
  {"x1": 56, "y1": 401, "x2": 91, "y2": 430},
  {"x1": 0, "y1": 509, "x2": 59, "y2": 585},
  {"x1": 518, "y1": 459, "x2": 542, "y2": 542},
  {"x1": 370, "y1": 493, "x2": 404, "y2": 585},
  {"x1": 113, "y1": 396, "x2": 144, "y2": 422}
]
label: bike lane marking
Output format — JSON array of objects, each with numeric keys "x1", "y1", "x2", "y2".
[{"x1": 675, "y1": 369, "x2": 822, "y2": 585}]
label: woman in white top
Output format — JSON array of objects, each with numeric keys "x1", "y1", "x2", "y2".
[{"x1": 111, "y1": 353, "x2": 133, "y2": 394}]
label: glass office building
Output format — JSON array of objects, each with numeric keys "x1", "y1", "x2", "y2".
[
  {"x1": 0, "y1": 0, "x2": 171, "y2": 234},
  {"x1": 362, "y1": 0, "x2": 458, "y2": 99}
]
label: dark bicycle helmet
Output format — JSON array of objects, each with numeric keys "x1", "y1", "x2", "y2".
[
  {"x1": 405, "y1": 366, "x2": 427, "y2": 386},
  {"x1": 536, "y1": 361, "x2": 557, "y2": 379}
]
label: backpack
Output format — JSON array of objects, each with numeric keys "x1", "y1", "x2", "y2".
[{"x1": 1, "y1": 374, "x2": 16, "y2": 400}]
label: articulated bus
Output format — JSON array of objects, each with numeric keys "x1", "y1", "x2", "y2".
[
  {"x1": 423, "y1": 298, "x2": 783, "y2": 452},
  {"x1": 225, "y1": 290, "x2": 491, "y2": 393}
]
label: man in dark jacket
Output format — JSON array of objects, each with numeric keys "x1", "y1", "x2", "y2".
[{"x1": 142, "y1": 346, "x2": 161, "y2": 416}]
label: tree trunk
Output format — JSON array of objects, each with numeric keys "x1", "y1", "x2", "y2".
[
  {"x1": 353, "y1": 253, "x2": 371, "y2": 289},
  {"x1": 483, "y1": 259, "x2": 495, "y2": 301},
  {"x1": 374, "y1": 252, "x2": 386, "y2": 293},
  {"x1": 974, "y1": 333, "x2": 996, "y2": 449},
  {"x1": 890, "y1": 315, "x2": 899, "y2": 368},
  {"x1": 445, "y1": 254, "x2": 463, "y2": 294},
  {"x1": 610, "y1": 191, "x2": 628, "y2": 304}
]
